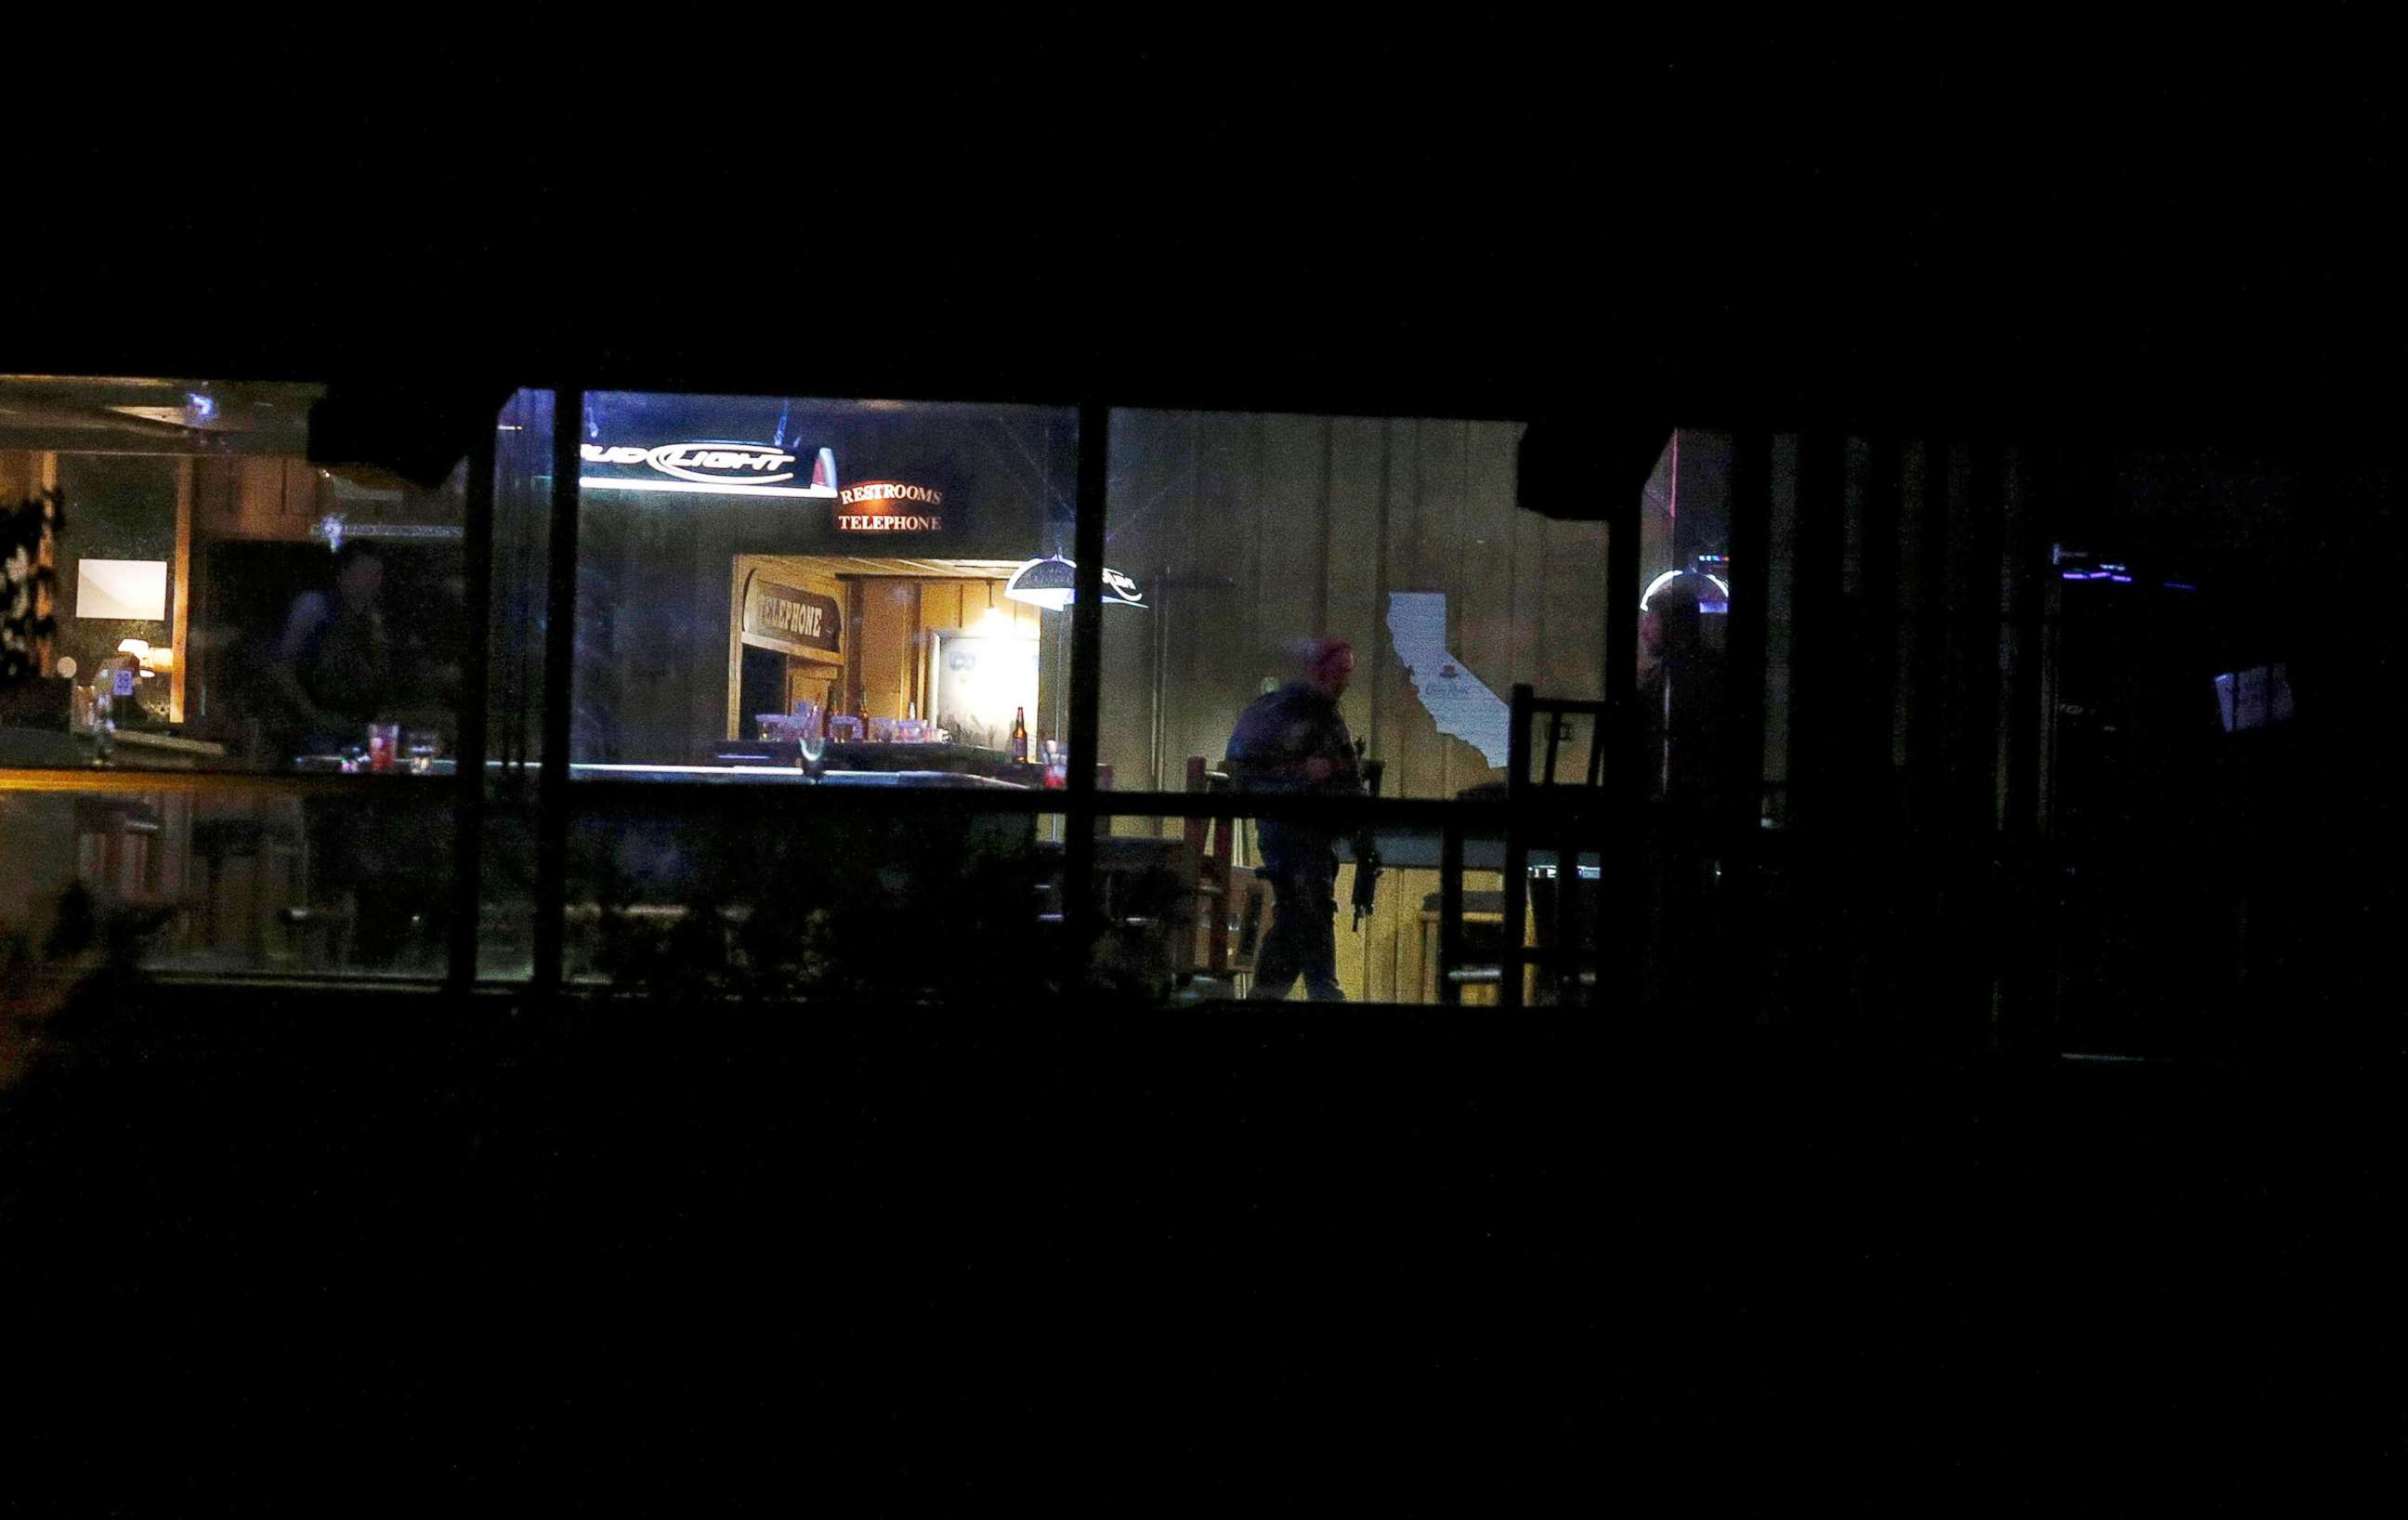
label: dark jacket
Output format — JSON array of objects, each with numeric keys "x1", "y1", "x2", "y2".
[{"x1": 1227, "y1": 682, "x2": 1358, "y2": 874}]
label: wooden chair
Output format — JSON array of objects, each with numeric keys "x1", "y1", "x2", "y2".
[
  {"x1": 1173, "y1": 756, "x2": 1257, "y2": 996},
  {"x1": 1433, "y1": 685, "x2": 1619, "y2": 1008},
  {"x1": 190, "y1": 812, "x2": 303, "y2": 964},
  {"x1": 73, "y1": 796, "x2": 165, "y2": 904}
]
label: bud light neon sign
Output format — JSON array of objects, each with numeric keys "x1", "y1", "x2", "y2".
[{"x1": 581, "y1": 441, "x2": 839, "y2": 498}]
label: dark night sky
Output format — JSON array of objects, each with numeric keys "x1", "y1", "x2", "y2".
[{"x1": 22, "y1": 31, "x2": 2399, "y2": 432}]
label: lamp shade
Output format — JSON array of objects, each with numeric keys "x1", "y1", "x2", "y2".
[
  {"x1": 1641, "y1": 569, "x2": 1731, "y2": 615},
  {"x1": 1003, "y1": 556, "x2": 1077, "y2": 610},
  {"x1": 1003, "y1": 556, "x2": 1148, "y2": 610}
]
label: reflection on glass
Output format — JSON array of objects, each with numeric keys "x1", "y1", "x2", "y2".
[
  {"x1": 561, "y1": 803, "x2": 1051, "y2": 1001},
  {"x1": 561, "y1": 390, "x2": 1077, "y2": 788},
  {"x1": 1, "y1": 376, "x2": 470, "y2": 777},
  {"x1": 0, "y1": 783, "x2": 456, "y2": 981}
]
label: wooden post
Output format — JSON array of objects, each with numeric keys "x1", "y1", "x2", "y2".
[
  {"x1": 33, "y1": 452, "x2": 58, "y2": 678},
  {"x1": 1438, "y1": 818, "x2": 1465, "y2": 1007},
  {"x1": 726, "y1": 557, "x2": 748, "y2": 741},
  {"x1": 172, "y1": 457, "x2": 192, "y2": 723},
  {"x1": 1499, "y1": 683, "x2": 1533, "y2": 1011}
]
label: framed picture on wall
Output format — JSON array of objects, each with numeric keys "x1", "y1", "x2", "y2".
[{"x1": 931, "y1": 629, "x2": 1040, "y2": 753}]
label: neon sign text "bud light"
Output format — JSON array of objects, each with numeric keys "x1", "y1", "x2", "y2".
[{"x1": 580, "y1": 442, "x2": 840, "y2": 498}]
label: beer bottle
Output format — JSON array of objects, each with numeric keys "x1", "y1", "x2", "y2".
[{"x1": 1010, "y1": 706, "x2": 1029, "y2": 762}]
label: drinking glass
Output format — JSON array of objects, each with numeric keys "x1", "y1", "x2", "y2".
[{"x1": 404, "y1": 728, "x2": 441, "y2": 775}]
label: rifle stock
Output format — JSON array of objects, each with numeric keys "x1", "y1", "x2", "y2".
[{"x1": 1351, "y1": 745, "x2": 1384, "y2": 930}]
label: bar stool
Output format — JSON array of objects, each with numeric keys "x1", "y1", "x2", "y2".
[
  {"x1": 1420, "y1": 890, "x2": 1511, "y2": 1004},
  {"x1": 190, "y1": 815, "x2": 303, "y2": 965},
  {"x1": 72, "y1": 796, "x2": 164, "y2": 903}
]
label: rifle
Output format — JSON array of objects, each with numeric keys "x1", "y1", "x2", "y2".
[{"x1": 1351, "y1": 740, "x2": 1385, "y2": 931}]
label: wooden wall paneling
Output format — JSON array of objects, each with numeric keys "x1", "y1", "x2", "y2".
[
  {"x1": 1099, "y1": 412, "x2": 1171, "y2": 830},
  {"x1": 1322, "y1": 416, "x2": 1394, "y2": 1000},
  {"x1": 1410, "y1": 419, "x2": 1472, "y2": 798},
  {"x1": 1150, "y1": 413, "x2": 1215, "y2": 923},
  {"x1": 237, "y1": 459, "x2": 283, "y2": 536},
  {"x1": 856, "y1": 579, "x2": 920, "y2": 720},
  {"x1": 843, "y1": 577, "x2": 866, "y2": 715},
  {"x1": 925, "y1": 580, "x2": 965, "y2": 635},
  {"x1": 1509, "y1": 465, "x2": 1551, "y2": 786},
  {"x1": 281, "y1": 461, "x2": 320, "y2": 526},
  {"x1": 909, "y1": 582, "x2": 927, "y2": 717},
  {"x1": 190, "y1": 458, "x2": 219, "y2": 537},
  {"x1": 726, "y1": 556, "x2": 749, "y2": 740},
  {"x1": 1180, "y1": 412, "x2": 1258, "y2": 780},
  {"x1": 1237, "y1": 413, "x2": 1333, "y2": 974},
  {"x1": 1539, "y1": 517, "x2": 1609, "y2": 782},
  {"x1": 239, "y1": 458, "x2": 279, "y2": 524},
  {"x1": 1097, "y1": 413, "x2": 1153, "y2": 800},
  {"x1": 1252, "y1": 413, "x2": 1329, "y2": 686},
  {"x1": 1103, "y1": 413, "x2": 1168, "y2": 830},
  {"x1": 171, "y1": 458, "x2": 191, "y2": 722},
  {"x1": 1395, "y1": 867, "x2": 1431, "y2": 1004},
  {"x1": 1450, "y1": 424, "x2": 1524, "y2": 1001},
  {"x1": 1250, "y1": 408, "x2": 1330, "y2": 786},
  {"x1": 33, "y1": 453, "x2": 57, "y2": 680},
  {"x1": 910, "y1": 581, "x2": 946, "y2": 723},
  {"x1": 1171, "y1": 417, "x2": 1233, "y2": 780},
  {"x1": 190, "y1": 458, "x2": 224, "y2": 538},
  {"x1": 1456, "y1": 422, "x2": 1522, "y2": 790},
  {"x1": 1378, "y1": 418, "x2": 1445, "y2": 803},
  {"x1": 1368, "y1": 417, "x2": 1447, "y2": 996},
  {"x1": 1122, "y1": 406, "x2": 1263, "y2": 927},
  {"x1": 1147, "y1": 411, "x2": 1201, "y2": 797}
]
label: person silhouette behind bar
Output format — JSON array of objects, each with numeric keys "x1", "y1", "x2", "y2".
[
  {"x1": 264, "y1": 543, "x2": 440, "y2": 969},
  {"x1": 1226, "y1": 637, "x2": 1360, "y2": 1001}
]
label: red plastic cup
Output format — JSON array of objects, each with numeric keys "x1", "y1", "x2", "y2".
[{"x1": 366, "y1": 723, "x2": 399, "y2": 774}]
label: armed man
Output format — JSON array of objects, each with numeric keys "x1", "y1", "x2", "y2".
[{"x1": 1226, "y1": 636, "x2": 1362, "y2": 1002}]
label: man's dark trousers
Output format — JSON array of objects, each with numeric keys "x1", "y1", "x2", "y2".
[{"x1": 1250, "y1": 856, "x2": 1344, "y2": 1001}]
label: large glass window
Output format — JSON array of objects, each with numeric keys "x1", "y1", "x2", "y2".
[
  {"x1": 560, "y1": 390, "x2": 1078, "y2": 783},
  {"x1": 1092, "y1": 409, "x2": 1611, "y2": 1004},
  {"x1": 3, "y1": 375, "x2": 470, "y2": 982}
]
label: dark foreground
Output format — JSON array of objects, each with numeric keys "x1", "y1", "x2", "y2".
[{"x1": 5, "y1": 979, "x2": 2401, "y2": 1511}]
